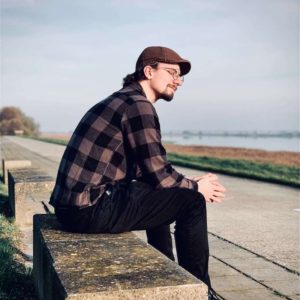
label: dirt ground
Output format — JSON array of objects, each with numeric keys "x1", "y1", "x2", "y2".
[
  {"x1": 164, "y1": 143, "x2": 300, "y2": 167},
  {"x1": 40, "y1": 133, "x2": 299, "y2": 168}
]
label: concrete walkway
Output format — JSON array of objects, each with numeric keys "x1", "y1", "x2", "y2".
[{"x1": 1, "y1": 136, "x2": 299, "y2": 300}]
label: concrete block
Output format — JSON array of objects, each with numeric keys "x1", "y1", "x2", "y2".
[
  {"x1": 2, "y1": 159, "x2": 32, "y2": 184},
  {"x1": 8, "y1": 169, "x2": 54, "y2": 227},
  {"x1": 33, "y1": 214, "x2": 208, "y2": 300}
]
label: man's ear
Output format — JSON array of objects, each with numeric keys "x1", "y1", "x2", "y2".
[{"x1": 143, "y1": 66, "x2": 153, "y2": 80}]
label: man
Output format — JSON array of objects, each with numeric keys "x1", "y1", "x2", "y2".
[{"x1": 50, "y1": 46, "x2": 226, "y2": 299}]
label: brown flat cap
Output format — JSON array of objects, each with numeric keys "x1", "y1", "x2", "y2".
[{"x1": 136, "y1": 46, "x2": 191, "y2": 76}]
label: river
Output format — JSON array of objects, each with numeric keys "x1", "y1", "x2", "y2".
[{"x1": 162, "y1": 134, "x2": 299, "y2": 152}]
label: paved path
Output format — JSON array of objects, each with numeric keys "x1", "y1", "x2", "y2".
[
  {"x1": 0, "y1": 136, "x2": 63, "y2": 178},
  {"x1": 1, "y1": 136, "x2": 299, "y2": 300}
]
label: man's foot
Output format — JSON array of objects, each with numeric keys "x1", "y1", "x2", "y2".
[{"x1": 208, "y1": 288, "x2": 220, "y2": 300}]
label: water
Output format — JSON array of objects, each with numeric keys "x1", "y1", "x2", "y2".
[{"x1": 162, "y1": 135, "x2": 300, "y2": 152}]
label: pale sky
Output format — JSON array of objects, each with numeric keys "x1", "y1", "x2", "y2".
[{"x1": 1, "y1": 0, "x2": 299, "y2": 133}]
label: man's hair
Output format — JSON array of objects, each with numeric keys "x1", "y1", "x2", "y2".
[{"x1": 122, "y1": 63, "x2": 158, "y2": 87}]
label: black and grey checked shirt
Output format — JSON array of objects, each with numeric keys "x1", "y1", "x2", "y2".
[{"x1": 50, "y1": 82, "x2": 198, "y2": 208}]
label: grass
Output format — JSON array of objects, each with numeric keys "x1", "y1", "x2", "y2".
[
  {"x1": 25, "y1": 136, "x2": 70, "y2": 146},
  {"x1": 0, "y1": 176, "x2": 36, "y2": 299},
  {"x1": 168, "y1": 153, "x2": 300, "y2": 187}
]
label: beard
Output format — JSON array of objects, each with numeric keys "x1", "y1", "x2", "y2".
[
  {"x1": 160, "y1": 92, "x2": 174, "y2": 102},
  {"x1": 158, "y1": 85, "x2": 176, "y2": 102}
]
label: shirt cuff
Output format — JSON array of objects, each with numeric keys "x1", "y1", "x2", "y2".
[{"x1": 190, "y1": 179, "x2": 198, "y2": 191}]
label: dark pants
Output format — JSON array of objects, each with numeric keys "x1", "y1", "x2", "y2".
[{"x1": 55, "y1": 181, "x2": 211, "y2": 286}]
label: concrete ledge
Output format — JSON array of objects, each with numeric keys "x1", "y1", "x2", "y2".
[
  {"x1": 8, "y1": 169, "x2": 54, "y2": 227},
  {"x1": 2, "y1": 159, "x2": 32, "y2": 184},
  {"x1": 33, "y1": 214, "x2": 208, "y2": 300}
]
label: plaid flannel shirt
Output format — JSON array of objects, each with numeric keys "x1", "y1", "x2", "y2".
[{"x1": 50, "y1": 82, "x2": 198, "y2": 208}]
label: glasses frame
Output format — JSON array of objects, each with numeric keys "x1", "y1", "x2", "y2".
[{"x1": 157, "y1": 67, "x2": 184, "y2": 82}]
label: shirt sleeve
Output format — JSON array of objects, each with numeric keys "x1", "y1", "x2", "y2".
[{"x1": 121, "y1": 99, "x2": 198, "y2": 191}]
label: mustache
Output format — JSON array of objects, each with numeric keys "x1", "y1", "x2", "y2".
[{"x1": 167, "y1": 84, "x2": 177, "y2": 91}]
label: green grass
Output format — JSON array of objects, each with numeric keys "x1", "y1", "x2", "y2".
[
  {"x1": 168, "y1": 153, "x2": 300, "y2": 187},
  {"x1": 0, "y1": 177, "x2": 36, "y2": 299},
  {"x1": 26, "y1": 136, "x2": 69, "y2": 146}
]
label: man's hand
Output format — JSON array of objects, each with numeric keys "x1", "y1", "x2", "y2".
[{"x1": 187, "y1": 173, "x2": 226, "y2": 203}]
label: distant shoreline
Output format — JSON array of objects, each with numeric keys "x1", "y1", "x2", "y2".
[
  {"x1": 39, "y1": 132, "x2": 299, "y2": 168},
  {"x1": 40, "y1": 131, "x2": 300, "y2": 152},
  {"x1": 41, "y1": 130, "x2": 300, "y2": 138},
  {"x1": 163, "y1": 130, "x2": 300, "y2": 138},
  {"x1": 33, "y1": 134, "x2": 300, "y2": 187},
  {"x1": 164, "y1": 144, "x2": 300, "y2": 168}
]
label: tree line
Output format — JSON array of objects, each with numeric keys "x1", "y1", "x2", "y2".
[{"x1": 0, "y1": 106, "x2": 39, "y2": 136}]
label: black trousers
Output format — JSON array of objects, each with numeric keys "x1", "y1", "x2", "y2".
[{"x1": 55, "y1": 181, "x2": 211, "y2": 287}]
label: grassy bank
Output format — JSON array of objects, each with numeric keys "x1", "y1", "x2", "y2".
[
  {"x1": 0, "y1": 178, "x2": 36, "y2": 299},
  {"x1": 168, "y1": 153, "x2": 300, "y2": 187},
  {"x1": 30, "y1": 136, "x2": 299, "y2": 187},
  {"x1": 31, "y1": 136, "x2": 70, "y2": 146}
]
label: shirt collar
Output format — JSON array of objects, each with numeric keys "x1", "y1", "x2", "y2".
[{"x1": 126, "y1": 82, "x2": 147, "y2": 98}]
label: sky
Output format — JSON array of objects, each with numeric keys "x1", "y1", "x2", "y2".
[{"x1": 0, "y1": 0, "x2": 299, "y2": 133}]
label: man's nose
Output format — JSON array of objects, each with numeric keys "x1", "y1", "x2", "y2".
[{"x1": 174, "y1": 78, "x2": 183, "y2": 86}]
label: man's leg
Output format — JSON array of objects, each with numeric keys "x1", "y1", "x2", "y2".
[
  {"x1": 175, "y1": 197, "x2": 211, "y2": 287},
  {"x1": 146, "y1": 225, "x2": 175, "y2": 261},
  {"x1": 88, "y1": 182, "x2": 211, "y2": 286}
]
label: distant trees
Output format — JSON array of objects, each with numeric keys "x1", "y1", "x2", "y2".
[{"x1": 0, "y1": 106, "x2": 40, "y2": 136}]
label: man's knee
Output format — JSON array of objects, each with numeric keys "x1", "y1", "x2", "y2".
[
  {"x1": 179, "y1": 188, "x2": 205, "y2": 208},
  {"x1": 174, "y1": 188, "x2": 206, "y2": 221}
]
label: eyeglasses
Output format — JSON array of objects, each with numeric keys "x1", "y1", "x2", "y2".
[{"x1": 157, "y1": 67, "x2": 184, "y2": 82}]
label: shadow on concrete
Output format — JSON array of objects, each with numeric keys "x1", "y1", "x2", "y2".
[{"x1": 0, "y1": 191, "x2": 12, "y2": 218}]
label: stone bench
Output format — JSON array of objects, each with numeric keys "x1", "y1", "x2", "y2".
[
  {"x1": 8, "y1": 168, "x2": 55, "y2": 227},
  {"x1": 33, "y1": 214, "x2": 208, "y2": 300},
  {"x1": 2, "y1": 159, "x2": 32, "y2": 184}
]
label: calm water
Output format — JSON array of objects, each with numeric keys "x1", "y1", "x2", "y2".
[{"x1": 162, "y1": 135, "x2": 300, "y2": 152}]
